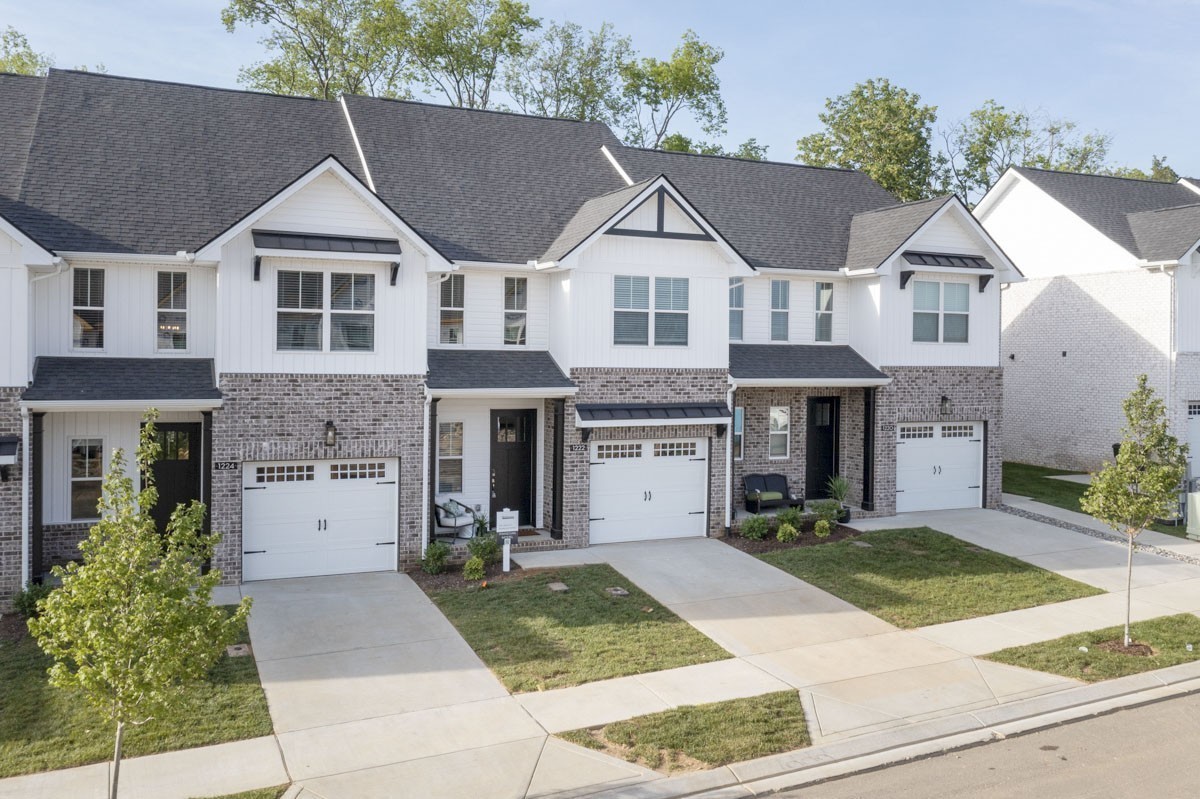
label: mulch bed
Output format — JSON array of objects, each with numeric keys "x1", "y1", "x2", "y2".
[
  {"x1": 407, "y1": 560, "x2": 527, "y2": 592},
  {"x1": 1097, "y1": 639, "x2": 1155, "y2": 657},
  {"x1": 0, "y1": 614, "x2": 28, "y2": 644},
  {"x1": 722, "y1": 524, "x2": 860, "y2": 555}
]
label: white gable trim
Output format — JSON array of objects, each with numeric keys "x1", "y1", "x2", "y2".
[
  {"x1": 194, "y1": 157, "x2": 451, "y2": 269},
  {"x1": 0, "y1": 214, "x2": 57, "y2": 266},
  {"x1": 872, "y1": 197, "x2": 1023, "y2": 282},
  {"x1": 552, "y1": 176, "x2": 755, "y2": 274}
]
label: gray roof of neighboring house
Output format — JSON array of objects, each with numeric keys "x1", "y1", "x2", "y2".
[
  {"x1": 23, "y1": 357, "x2": 221, "y2": 402},
  {"x1": 844, "y1": 197, "x2": 953, "y2": 272},
  {"x1": 615, "y1": 148, "x2": 897, "y2": 272},
  {"x1": 729, "y1": 344, "x2": 889, "y2": 382},
  {"x1": 3, "y1": 69, "x2": 365, "y2": 254},
  {"x1": 426, "y1": 349, "x2": 573, "y2": 391},
  {"x1": 539, "y1": 178, "x2": 656, "y2": 263},
  {"x1": 1013, "y1": 167, "x2": 1200, "y2": 258},
  {"x1": 1127, "y1": 204, "x2": 1200, "y2": 262}
]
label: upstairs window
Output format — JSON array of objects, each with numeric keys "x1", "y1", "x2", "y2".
[
  {"x1": 770, "y1": 279, "x2": 789, "y2": 342},
  {"x1": 277, "y1": 270, "x2": 324, "y2": 351},
  {"x1": 654, "y1": 277, "x2": 689, "y2": 346},
  {"x1": 729, "y1": 278, "x2": 744, "y2": 341},
  {"x1": 614, "y1": 275, "x2": 650, "y2": 345},
  {"x1": 440, "y1": 273, "x2": 465, "y2": 345},
  {"x1": 504, "y1": 277, "x2": 527, "y2": 346},
  {"x1": 72, "y1": 268, "x2": 104, "y2": 349},
  {"x1": 157, "y1": 271, "x2": 188, "y2": 351},
  {"x1": 277, "y1": 270, "x2": 375, "y2": 352},
  {"x1": 814, "y1": 282, "x2": 833, "y2": 342},
  {"x1": 331, "y1": 273, "x2": 375, "y2": 352},
  {"x1": 913, "y1": 280, "x2": 969, "y2": 343}
]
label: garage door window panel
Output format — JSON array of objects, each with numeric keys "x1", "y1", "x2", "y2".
[
  {"x1": 770, "y1": 406, "x2": 790, "y2": 459},
  {"x1": 438, "y1": 421, "x2": 464, "y2": 492}
]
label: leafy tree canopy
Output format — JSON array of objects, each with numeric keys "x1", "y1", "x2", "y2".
[
  {"x1": 620, "y1": 30, "x2": 727, "y2": 149},
  {"x1": 660, "y1": 132, "x2": 767, "y2": 161},
  {"x1": 1, "y1": 26, "x2": 105, "y2": 76},
  {"x1": 1104, "y1": 155, "x2": 1180, "y2": 183}
]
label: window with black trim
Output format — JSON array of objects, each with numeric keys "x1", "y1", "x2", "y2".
[
  {"x1": 440, "y1": 274, "x2": 465, "y2": 345},
  {"x1": 157, "y1": 271, "x2": 188, "y2": 351},
  {"x1": 73, "y1": 268, "x2": 104, "y2": 349},
  {"x1": 504, "y1": 277, "x2": 527, "y2": 345}
]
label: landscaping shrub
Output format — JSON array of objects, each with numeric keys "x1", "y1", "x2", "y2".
[
  {"x1": 777, "y1": 522, "x2": 799, "y2": 543},
  {"x1": 468, "y1": 532, "x2": 502, "y2": 566},
  {"x1": 13, "y1": 582, "x2": 54, "y2": 619},
  {"x1": 422, "y1": 541, "x2": 451, "y2": 574},
  {"x1": 811, "y1": 499, "x2": 841, "y2": 526},
  {"x1": 741, "y1": 515, "x2": 770, "y2": 540},
  {"x1": 776, "y1": 506, "x2": 804, "y2": 530},
  {"x1": 813, "y1": 519, "x2": 831, "y2": 538},
  {"x1": 463, "y1": 555, "x2": 486, "y2": 581}
]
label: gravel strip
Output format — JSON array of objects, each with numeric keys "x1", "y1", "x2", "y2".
[{"x1": 999, "y1": 504, "x2": 1200, "y2": 567}]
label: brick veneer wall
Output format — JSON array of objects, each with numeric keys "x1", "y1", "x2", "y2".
[
  {"x1": 1173, "y1": 354, "x2": 1200, "y2": 470},
  {"x1": 0, "y1": 388, "x2": 22, "y2": 611},
  {"x1": 562, "y1": 369, "x2": 730, "y2": 545},
  {"x1": 875, "y1": 366, "x2": 1004, "y2": 514},
  {"x1": 1001, "y1": 271, "x2": 1172, "y2": 471},
  {"x1": 42, "y1": 523, "x2": 91, "y2": 568},
  {"x1": 211, "y1": 374, "x2": 426, "y2": 584}
]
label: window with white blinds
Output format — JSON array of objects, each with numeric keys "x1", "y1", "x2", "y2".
[
  {"x1": 73, "y1": 268, "x2": 105, "y2": 349},
  {"x1": 157, "y1": 271, "x2": 188, "y2": 351},
  {"x1": 913, "y1": 280, "x2": 969, "y2": 343},
  {"x1": 814, "y1": 282, "x2": 833, "y2": 342},
  {"x1": 729, "y1": 278, "x2": 744, "y2": 341},
  {"x1": 771, "y1": 279, "x2": 789, "y2": 342},
  {"x1": 614, "y1": 275, "x2": 688, "y2": 346},
  {"x1": 277, "y1": 271, "x2": 324, "y2": 351},
  {"x1": 504, "y1": 276, "x2": 527, "y2": 345},
  {"x1": 331, "y1": 273, "x2": 375, "y2": 351},
  {"x1": 654, "y1": 277, "x2": 688, "y2": 346},
  {"x1": 277, "y1": 270, "x2": 375, "y2": 352}
]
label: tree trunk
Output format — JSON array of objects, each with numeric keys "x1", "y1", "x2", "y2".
[
  {"x1": 1125, "y1": 534, "x2": 1134, "y2": 647},
  {"x1": 110, "y1": 720, "x2": 124, "y2": 799}
]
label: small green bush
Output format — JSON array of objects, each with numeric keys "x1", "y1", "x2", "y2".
[
  {"x1": 813, "y1": 519, "x2": 832, "y2": 538},
  {"x1": 811, "y1": 499, "x2": 841, "y2": 526},
  {"x1": 776, "y1": 506, "x2": 804, "y2": 529},
  {"x1": 777, "y1": 522, "x2": 799, "y2": 543},
  {"x1": 468, "y1": 532, "x2": 502, "y2": 565},
  {"x1": 741, "y1": 514, "x2": 770, "y2": 540},
  {"x1": 422, "y1": 540, "x2": 451, "y2": 574},
  {"x1": 826, "y1": 475, "x2": 851, "y2": 504},
  {"x1": 13, "y1": 582, "x2": 54, "y2": 618},
  {"x1": 463, "y1": 555, "x2": 486, "y2": 581}
]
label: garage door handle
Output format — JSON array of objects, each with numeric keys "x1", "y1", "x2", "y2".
[
  {"x1": 688, "y1": 511, "x2": 705, "y2": 515},
  {"x1": 244, "y1": 550, "x2": 266, "y2": 555},
  {"x1": 377, "y1": 480, "x2": 396, "y2": 485},
  {"x1": 689, "y1": 458, "x2": 706, "y2": 462},
  {"x1": 589, "y1": 517, "x2": 605, "y2": 521},
  {"x1": 244, "y1": 486, "x2": 266, "y2": 491},
  {"x1": 375, "y1": 541, "x2": 395, "y2": 546},
  {"x1": 969, "y1": 485, "x2": 981, "y2": 489}
]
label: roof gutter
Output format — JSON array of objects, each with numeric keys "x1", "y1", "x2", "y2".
[
  {"x1": 57, "y1": 251, "x2": 216, "y2": 265},
  {"x1": 19, "y1": 398, "x2": 224, "y2": 413},
  {"x1": 1137, "y1": 260, "x2": 1180, "y2": 272}
]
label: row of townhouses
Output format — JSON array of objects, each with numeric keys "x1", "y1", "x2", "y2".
[{"x1": 0, "y1": 69, "x2": 1023, "y2": 602}]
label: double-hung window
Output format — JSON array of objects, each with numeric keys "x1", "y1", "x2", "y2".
[
  {"x1": 437, "y1": 421, "x2": 464, "y2": 492},
  {"x1": 440, "y1": 273, "x2": 465, "y2": 344},
  {"x1": 70, "y1": 438, "x2": 103, "y2": 520},
  {"x1": 73, "y1": 268, "x2": 105, "y2": 349},
  {"x1": 654, "y1": 277, "x2": 689, "y2": 346},
  {"x1": 814, "y1": 282, "x2": 833, "y2": 342},
  {"x1": 157, "y1": 271, "x2": 188, "y2": 351},
  {"x1": 770, "y1": 279, "x2": 789, "y2": 342},
  {"x1": 729, "y1": 278, "x2": 744, "y2": 341},
  {"x1": 613, "y1": 275, "x2": 650, "y2": 345},
  {"x1": 733, "y1": 407, "x2": 744, "y2": 460},
  {"x1": 277, "y1": 270, "x2": 375, "y2": 352},
  {"x1": 913, "y1": 280, "x2": 969, "y2": 343},
  {"x1": 504, "y1": 277, "x2": 527, "y2": 345},
  {"x1": 769, "y1": 406, "x2": 790, "y2": 458}
]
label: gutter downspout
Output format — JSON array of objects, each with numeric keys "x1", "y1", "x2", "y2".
[
  {"x1": 20, "y1": 406, "x2": 29, "y2": 587},
  {"x1": 421, "y1": 383, "x2": 432, "y2": 557},
  {"x1": 725, "y1": 378, "x2": 737, "y2": 533}
]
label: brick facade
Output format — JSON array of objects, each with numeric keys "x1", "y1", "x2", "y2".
[
  {"x1": 0, "y1": 388, "x2": 22, "y2": 611},
  {"x1": 42, "y1": 523, "x2": 91, "y2": 568},
  {"x1": 210, "y1": 373, "x2": 426, "y2": 584}
]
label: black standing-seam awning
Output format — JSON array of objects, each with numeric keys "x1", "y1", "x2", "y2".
[
  {"x1": 575, "y1": 402, "x2": 731, "y2": 426},
  {"x1": 253, "y1": 229, "x2": 402, "y2": 255}
]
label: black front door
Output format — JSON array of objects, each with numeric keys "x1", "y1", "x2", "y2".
[
  {"x1": 490, "y1": 409, "x2": 536, "y2": 527},
  {"x1": 148, "y1": 423, "x2": 202, "y2": 534},
  {"x1": 805, "y1": 397, "x2": 840, "y2": 499}
]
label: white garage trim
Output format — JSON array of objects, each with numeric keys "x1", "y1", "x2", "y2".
[
  {"x1": 895, "y1": 422, "x2": 984, "y2": 513},
  {"x1": 242, "y1": 457, "x2": 399, "y2": 581},
  {"x1": 589, "y1": 438, "x2": 709, "y2": 544}
]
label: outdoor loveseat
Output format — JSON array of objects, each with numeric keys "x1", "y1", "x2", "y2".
[{"x1": 743, "y1": 473, "x2": 803, "y2": 514}]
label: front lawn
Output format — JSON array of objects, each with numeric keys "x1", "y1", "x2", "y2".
[
  {"x1": 1003, "y1": 461, "x2": 1187, "y2": 539},
  {"x1": 0, "y1": 609, "x2": 273, "y2": 779},
  {"x1": 984, "y1": 613, "x2": 1200, "y2": 682},
  {"x1": 428, "y1": 565, "x2": 729, "y2": 692},
  {"x1": 559, "y1": 691, "x2": 809, "y2": 773},
  {"x1": 758, "y1": 527, "x2": 1104, "y2": 628}
]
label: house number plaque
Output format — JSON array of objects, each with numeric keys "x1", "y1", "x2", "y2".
[
  {"x1": 569, "y1": 444, "x2": 589, "y2": 453},
  {"x1": 214, "y1": 461, "x2": 240, "y2": 471}
]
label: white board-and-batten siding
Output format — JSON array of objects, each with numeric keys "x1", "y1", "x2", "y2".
[
  {"x1": 426, "y1": 269, "x2": 550, "y2": 349},
  {"x1": 877, "y1": 269, "x2": 1000, "y2": 367},
  {"x1": 734, "y1": 276, "x2": 849, "y2": 346},
  {"x1": 257, "y1": 172, "x2": 398, "y2": 240},
  {"x1": 0, "y1": 230, "x2": 29, "y2": 386}
]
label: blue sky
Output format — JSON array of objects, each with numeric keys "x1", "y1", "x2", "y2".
[{"x1": 5, "y1": 0, "x2": 1199, "y2": 175}]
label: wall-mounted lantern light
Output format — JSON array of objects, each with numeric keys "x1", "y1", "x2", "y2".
[
  {"x1": 324, "y1": 421, "x2": 338, "y2": 447},
  {"x1": 0, "y1": 436, "x2": 18, "y2": 482}
]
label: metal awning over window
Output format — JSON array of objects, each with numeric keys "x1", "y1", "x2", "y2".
[
  {"x1": 902, "y1": 251, "x2": 993, "y2": 270},
  {"x1": 252, "y1": 230, "x2": 402, "y2": 255},
  {"x1": 576, "y1": 402, "x2": 731, "y2": 428}
]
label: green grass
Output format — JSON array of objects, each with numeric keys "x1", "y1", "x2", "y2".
[
  {"x1": 1003, "y1": 461, "x2": 1187, "y2": 538},
  {"x1": 758, "y1": 527, "x2": 1104, "y2": 628},
  {"x1": 985, "y1": 613, "x2": 1200, "y2": 682},
  {"x1": 429, "y1": 565, "x2": 730, "y2": 692},
  {"x1": 0, "y1": 610, "x2": 274, "y2": 779},
  {"x1": 559, "y1": 691, "x2": 809, "y2": 773},
  {"x1": 192, "y1": 787, "x2": 289, "y2": 799}
]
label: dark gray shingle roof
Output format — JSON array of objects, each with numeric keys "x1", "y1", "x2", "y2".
[
  {"x1": 23, "y1": 357, "x2": 221, "y2": 402},
  {"x1": 6, "y1": 70, "x2": 364, "y2": 254},
  {"x1": 0, "y1": 73, "x2": 44, "y2": 201},
  {"x1": 844, "y1": 197, "x2": 952, "y2": 272},
  {"x1": 1013, "y1": 167, "x2": 1199, "y2": 258},
  {"x1": 426, "y1": 349, "x2": 573, "y2": 391},
  {"x1": 1127, "y1": 204, "x2": 1200, "y2": 262},
  {"x1": 540, "y1": 179, "x2": 656, "y2": 263},
  {"x1": 616, "y1": 148, "x2": 897, "y2": 272},
  {"x1": 730, "y1": 344, "x2": 888, "y2": 382}
]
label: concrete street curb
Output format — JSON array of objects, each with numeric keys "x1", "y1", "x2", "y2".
[{"x1": 583, "y1": 660, "x2": 1200, "y2": 798}]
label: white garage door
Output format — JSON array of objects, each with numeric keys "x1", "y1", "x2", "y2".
[
  {"x1": 895, "y1": 423, "x2": 984, "y2": 513},
  {"x1": 589, "y1": 438, "x2": 708, "y2": 544},
  {"x1": 242, "y1": 458, "x2": 399, "y2": 581}
]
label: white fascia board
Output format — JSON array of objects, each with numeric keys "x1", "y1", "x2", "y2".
[
  {"x1": 255, "y1": 248, "x2": 399, "y2": 264},
  {"x1": 20, "y1": 399, "x2": 223, "y2": 413},
  {"x1": 972, "y1": 169, "x2": 1021, "y2": 220},
  {"x1": 0, "y1": 215, "x2": 55, "y2": 266},
  {"x1": 454, "y1": 260, "x2": 538, "y2": 271},
  {"x1": 58, "y1": 251, "x2": 218, "y2": 266},
  {"x1": 729, "y1": 374, "x2": 892, "y2": 386},
  {"x1": 750, "y1": 266, "x2": 847, "y2": 279},
  {"x1": 575, "y1": 413, "x2": 732, "y2": 429},
  {"x1": 193, "y1": 158, "x2": 452, "y2": 270},
  {"x1": 432, "y1": 387, "x2": 577, "y2": 398}
]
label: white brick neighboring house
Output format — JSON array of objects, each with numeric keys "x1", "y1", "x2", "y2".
[
  {"x1": 976, "y1": 167, "x2": 1200, "y2": 472},
  {"x1": 0, "y1": 69, "x2": 1021, "y2": 604}
]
